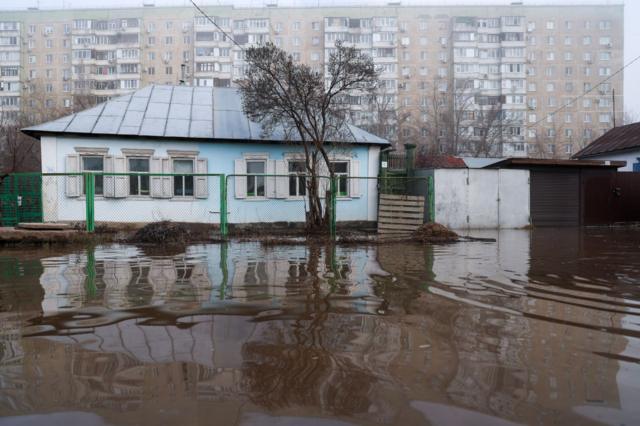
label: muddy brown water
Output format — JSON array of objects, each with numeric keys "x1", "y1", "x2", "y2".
[{"x1": 0, "y1": 228, "x2": 639, "y2": 426}]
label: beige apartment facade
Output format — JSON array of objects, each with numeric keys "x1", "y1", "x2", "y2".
[{"x1": 0, "y1": 3, "x2": 624, "y2": 158}]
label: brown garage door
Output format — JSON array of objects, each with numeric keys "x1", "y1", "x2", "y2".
[{"x1": 530, "y1": 171, "x2": 580, "y2": 227}]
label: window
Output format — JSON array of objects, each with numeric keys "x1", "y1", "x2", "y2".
[
  {"x1": 288, "y1": 161, "x2": 306, "y2": 197},
  {"x1": 129, "y1": 158, "x2": 150, "y2": 196},
  {"x1": 331, "y1": 161, "x2": 349, "y2": 197},
  {"x1": 82, "y1": 156, "x2": 104, "y2": 195},
  {"x1": 247, "y1": 160, "x2": 265, "y2": 197},
  {"x1": 173, "y1": 159, "x2": 194, "y2": 196}
]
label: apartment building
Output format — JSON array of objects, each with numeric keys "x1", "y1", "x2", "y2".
[{"x1": 0, "y1": 3, "x2": 624, "y2": 158}]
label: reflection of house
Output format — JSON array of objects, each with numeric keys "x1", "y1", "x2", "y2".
[
  {"x1": 1, "y1": 237, "x2": 634, "y2": 424},
  {"x1": 22, "y1": 85, "x2": 388, "y2": 225}
]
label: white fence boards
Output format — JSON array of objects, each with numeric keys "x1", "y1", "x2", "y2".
[{"x1": 433, "y1": 169, "x2": 530, "y2": 229}]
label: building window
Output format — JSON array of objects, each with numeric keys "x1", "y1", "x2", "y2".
[
  {"x1": 173, "y1": 159, "x2": 194, "y2": 196},
  {"x1": 129, "y1": 158, "x2": 150, "y2": 196},
  {"x1": 331, "y1": 161, "x2": 349, "y2": 197},
  {"x1": 82, "y1": 156, "x2": 104, "y2": 195},
  {"x1": 247, "y1": 160, "x2": 265, "y2": 197},
  {"x1": 288, "y1": 161, "x2": 306, "y2": 197}
]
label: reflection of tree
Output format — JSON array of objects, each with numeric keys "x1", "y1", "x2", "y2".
[{"x1": 240, "y1": 245, "x2": 375, "y2": 414}]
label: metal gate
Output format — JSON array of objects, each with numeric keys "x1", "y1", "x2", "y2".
[
  {"x1": 530, "y1": 171, "x2": 580, "y2": 227},
  {"x1": 583, "y1": 172, "x2": 640, "y2": 225},
  {"x1": 0, "y1": 174, "x2": 43, "y2": 227}
]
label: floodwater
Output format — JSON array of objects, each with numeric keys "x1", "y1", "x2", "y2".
[{"x1": 0, "y1": 229, "x2": 639, "y2": 426}]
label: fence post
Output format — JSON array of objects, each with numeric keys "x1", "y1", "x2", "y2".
[
  {"x1": 330, "y1": 176, "x2": 337, "y2": 239},
  {"x1": 427, "y1": 175, "x2": 435, "y2": 223},
  {"x1": 220, "y1": 174, "x2": 228, "y2": 239},
  {"x1": 84, "y1": 173, "x2": 95, "y2": 233}
]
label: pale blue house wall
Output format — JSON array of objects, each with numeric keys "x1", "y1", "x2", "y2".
[{"x1": 40, "y1": 135, "x2": 379, "y2": 224}]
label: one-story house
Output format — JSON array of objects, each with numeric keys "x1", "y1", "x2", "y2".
[
  {"x1": 22, "y1": 84, "x2": 389, "y2": 225},
  {"x1": 573, "y1": 122, "x2": 640, "y2": 171}
]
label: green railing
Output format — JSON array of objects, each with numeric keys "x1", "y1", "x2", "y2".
[{"x1": 1, "y1": 172, "x2": 434, "y2": 237}]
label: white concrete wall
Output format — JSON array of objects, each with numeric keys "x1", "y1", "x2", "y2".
[
  {"x1": 434, "y1": 169, "x2": 530, "y2": 229},
  {"x1": 581, "y1": 149, "x2": 640, "y2": 172}
]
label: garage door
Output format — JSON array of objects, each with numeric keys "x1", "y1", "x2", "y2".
[{"x1": 530, "y1": 171, "x2": 580, "y2": 227}]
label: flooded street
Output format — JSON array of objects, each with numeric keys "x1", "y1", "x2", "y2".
[{"x1": 0, "y1": 229, "x2": 639, "y2": 426}]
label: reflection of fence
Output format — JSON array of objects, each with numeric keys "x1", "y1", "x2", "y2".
[{"x1": 1, "y1": 172, "x2": 433, "y2": 238}]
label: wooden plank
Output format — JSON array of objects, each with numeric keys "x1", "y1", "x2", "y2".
[
  {"x1": 379, "y1": 194, "x2": 425, "y2": 202},
  {"x1": 377, "y1": 223, "x2": 421, "y2": 231},
  {"x1": 378, "y1": 217, "x2": 423, "y2": 225},
  {"x1": 379, "y1": 198, "x2": 424, "y2": 206},
  {"x1": 378, "y1": 212, "x2": 425, "y2": 220},
  {"x1": 379, "y1": 206, "x2": 424, "y2": 214}
]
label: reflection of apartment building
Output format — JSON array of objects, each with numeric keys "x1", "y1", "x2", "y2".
[{"x1": 0, "y1": 3, "x2": 623, "y2": 158}]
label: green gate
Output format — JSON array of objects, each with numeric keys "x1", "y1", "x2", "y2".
[{"x1": 0, "y1": 174, "x2": 43, "y2": 227}]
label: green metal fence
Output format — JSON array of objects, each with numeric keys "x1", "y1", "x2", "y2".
[
  {"x1": 0, "y1": 173, "x2": 44, "y2": 227},
  {"x1": 0, "y1": 172, "x2": 434, "y2": 238}
]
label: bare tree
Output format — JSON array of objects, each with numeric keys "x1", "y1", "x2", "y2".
[
  {"x1": 623, "y1": 109, "x2": 640, "y2": 125},
  {"x1": 239, "y1": 41, "x2": 378, "y2": 231},
  {"x1": 359, "y1": 86, "x2": 412, "y2": 150}
]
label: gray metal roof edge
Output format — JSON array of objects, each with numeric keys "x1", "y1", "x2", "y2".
[{"x1": 19, "y1": 129, "x2": 389, "y2": 146}]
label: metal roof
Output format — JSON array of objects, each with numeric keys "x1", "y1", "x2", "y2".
[
  {"x1": 484, "y1": 158, "x2": 626, "y2": 169},
  {"x1": 22, "y1": 84, "x2": 389, "y2": 146},
  {"x1": 573, "y1": 122, "x2": 640, "y2": 158}
]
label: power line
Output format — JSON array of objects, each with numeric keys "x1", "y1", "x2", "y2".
[
  {"x1": 189, "y1": 0, "x2": 243, "y2": 50},
  {"x1": 525, "y1": 53, "x2": 640, "y2": 129}
]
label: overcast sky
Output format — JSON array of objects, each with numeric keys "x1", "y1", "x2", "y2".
[{"x1": 1, "y1": 0, "x2": 637, "y2": 116}]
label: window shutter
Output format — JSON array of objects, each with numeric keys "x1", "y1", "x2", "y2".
[
  {"x1": 275, "y1": 160, "x2": 288, "y2": 198},
  {"x1": 103, "y1": 155, "x2": 115, "y2": 197},
  {"x1": 195, "y1": 158, "x2": 208, "y2": 198},
  {"x1": 150, "y1": 156, "x2": 163, "y2": 198},
  {"x1": 113, "y1": 156, "x2": 128, "y2": 198},
  {"x1": 161, "y1": 158, "x2": 172, "y2": 198},
  {"x1": 65, "y1": 154, "x2": 80, "y2": 197},
  {"x1": 234, "y1": 158, "x2": 247, "y2": 199},
  {"x1": 266, "y1": 159, "x2": 276, "y2": 198},
  {"x1": 318, "y1": 158, "x2": 329, "y2": 199},
  {"x1": 349, "y1": 160, "x2": 361, "y2": 198}
]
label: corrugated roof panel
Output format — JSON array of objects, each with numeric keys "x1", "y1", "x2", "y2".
[
  {"x1": 192, "y1": 88, "x2": 213, "y2": 106},
  {"x1": 149, "y1": 86, "x2": 173, "y2": 103},
  {"x1": 119, "y1": 126, "x2": 141, "y2": 135},
  {"x1": 214, "y1": 110, "x2": 251, "y2": 139},
  {"x1": 30, "y1": 115, "x2": 73, "y2": 132},
  {"x1": 169, "y1": 102, "x2": 191, "y2": 120},
  {"x1": 140, "y1": 118, "x2": 166, "y2": 136},
  {"x1": 172, "y1": 86, "x2": 193, "y2": 104},
  {"x1": 191, "y1": 105, "x2": 211, "y2": 121},
  {"x1": 102, "y1": 101, "x2": 129, "y2": 116},
  {"x1": 65, "y1": 114, "x2": 100, "y2": 133},
  {"x1": 214, "y1": 88, "x2": 242, "y2": 111},
  {"x1": 93, "y1": 115, "x2": 124, "y2": 134},
  {"x1": 190, "y1": 120, "x2": 213, "y2": 138},
  {"x1": 132, "y1": 85, "x2": 153, "y2": 98},
  {"x1": 120, "y1": 110, "x2": 144, "y2": 129},
  {"x1": 146, "y1": 102, "x2": 170, "y2": 119},
  {"x1": 74, "y1": 104, "x2": 105, "y2": 117},
  {"x1": 128, "y1": 96, "x2": 150, "y2": 112},
  {"x1": 165, "y1": 119, "x2": 191, "y2": 138},
  {"x1": 574, "y1": 122, "x2": 640, "y2": 158}
]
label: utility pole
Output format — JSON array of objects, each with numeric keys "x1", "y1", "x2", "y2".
[{"x1": 612, "y1": 88, "x2": 616, "y2": 127}]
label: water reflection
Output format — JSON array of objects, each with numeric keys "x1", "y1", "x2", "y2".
[{"x1": 0, "y1": 229, "x2": 639, "y2": 425}]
